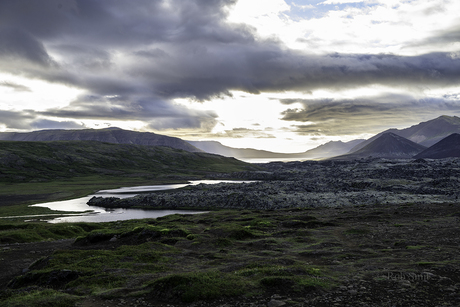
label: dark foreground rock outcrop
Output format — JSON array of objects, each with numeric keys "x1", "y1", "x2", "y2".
[{"x1": 88, "y1": 158, "x2": 460, "y2": 210}]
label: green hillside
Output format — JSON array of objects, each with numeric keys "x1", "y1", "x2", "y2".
[
  {"x1": 0, "y1": 141, "x2": 260, "y2": 208},
  {"x1": 0, "y1": 140, "x2": 256, "y2": 183}
]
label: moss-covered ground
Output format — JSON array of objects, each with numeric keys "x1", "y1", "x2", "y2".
[{"x1": 1, "y1": 202, "x2": 459, "y2": 306}]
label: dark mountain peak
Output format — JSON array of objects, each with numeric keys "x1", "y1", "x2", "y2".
[
  {"x1": 414, "y1": 133, "x2": 460, "y2": 159},
  {"x1": 331, "y1": 132, "x2": 426, "y2": 160},
  {"x1": 376, "y1": 132, "x2": 407, "y2": 142},
  {"x1": 357, "y1": 132, "x2": 426, "y2": 155}
]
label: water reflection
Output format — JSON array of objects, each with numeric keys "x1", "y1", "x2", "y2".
[
  {"x1": 47, "y1": 208, "x2": 208, "y2": 223},
  {"x1": 29, "y1": 180, "x2": 249, "y2": 223}
]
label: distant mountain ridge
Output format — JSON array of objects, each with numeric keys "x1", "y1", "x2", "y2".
[
  {"x1": 190, "y1": 115, "x2": 460, "y2": 161},
  {"x1": 0, "y1": 128, "x2": 202, "y2": 153},
  {"x1": 187, "y1": 141, "x2": 289, "y2": 159},
  {"x1": 188, "y1": 139, "x2": 364, "y2": 161},
  {"x1": 330, "y1": 133, "x2": 427, "y2": 160},
  {"x1": 304, "y1": 139, "x2": 364, "y2": 158},
  {"x1": 350, "y1": 115, "x2": 460, "y2": 153}
]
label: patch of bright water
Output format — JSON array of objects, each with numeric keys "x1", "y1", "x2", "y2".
[
  {"x1": 29, "y1": 180, "x2": 250, "y2": 223},
  {"x1": 239, "y1": 157, "x2": 311, "y2": 163}
]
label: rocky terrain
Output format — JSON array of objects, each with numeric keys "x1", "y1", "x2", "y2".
[
  {"x1": 88, "y1": 158, "x2": 460, "y2": 210},
  {"x1": 2, "y1": 202, "x2": 459, "y2": 307}
]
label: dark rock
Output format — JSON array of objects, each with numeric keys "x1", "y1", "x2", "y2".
[{"x1": 87, "y1": 158, "x2": 460, "y2": 211}]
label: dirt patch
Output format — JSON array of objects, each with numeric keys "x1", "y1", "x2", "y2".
[{"x1": 0, "y1": 239, "x2": 74, "y2": 289}]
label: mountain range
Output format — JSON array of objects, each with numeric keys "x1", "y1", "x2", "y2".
[
  {"x1": 0, "y1": 127, "x2": 365, "y2": 161},
  {"x1": 0, "y1": 115, "x2": 459, "y2": 161},
  {"x1": 349, "y1": 115, "x2": 460, "y2": 152},
  {"x1": 190, "y1": 115, "x2": 460, "y2": 160}
]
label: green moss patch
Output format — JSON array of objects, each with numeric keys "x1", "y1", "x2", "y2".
[{"x1": 147, "y1": 271, "x2": 249, "y2": 303}]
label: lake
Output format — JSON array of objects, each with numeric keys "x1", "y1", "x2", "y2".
[{"x1": 29, "y1": 180, "x2": 250, "y2": 223}]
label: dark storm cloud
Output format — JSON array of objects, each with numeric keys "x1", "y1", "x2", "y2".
[
  {"x1": 0, "y1": 0, "x2": 247, "y2": 48},
  {"x1": 243, "y1": 51, "x2": 460, "y2": 93},
  {"x1": 2, "y1": 0, "x2": 460, "y2": 131},
  {"x1": 0, "y1": 110, "x2": 35, "y2": 129},
  {"x1": 120, "y1": 46, "x2": 460, "y2": 101},
  {"x1": 0, "y1": 28, "x2": 53, "y2": 66},
  {"x1": 0, "y1": 110, "x2": 83, "y2": 130},
  {"x1": 3, "y1": 0, "x2": 460, "y2": 96},
  {"x1": 0, "y1": 0, "x2": 250, "y2": 130},
  {"x1": 280, "y1": 93, "x2": 460, "y2": 136},
  {"x1": 40, "y1": 94, "x2": 218, "y2": 130}
]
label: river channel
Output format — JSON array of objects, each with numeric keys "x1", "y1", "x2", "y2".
[{"x1": 29, "y1": 180, "x2": 249, "y2": 223}]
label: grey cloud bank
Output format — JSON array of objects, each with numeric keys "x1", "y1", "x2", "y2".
[
  {"x1": 280, "y1": 93, "x2": 460, "y2": 136},
  {"x1": 0, "y1": 0, "x2": 460, "y2": 143}
]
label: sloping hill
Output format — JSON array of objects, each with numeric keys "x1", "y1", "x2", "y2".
[
  {"x1": 0, "y1": 128, "x2": 202, "y2": 153},
  {"x1": 413, "y1": 133, "x2": 460, "y2": 159},
  {"x1": 0, "y1": 141, "x2": 257, "y2": 183},
  {"x1": 349, "y1": 115, "x2": 460, "y2": 153},
  {"x1": 302, "y1": 139, "x2": 364, "y2": 159},
  {"x1": 330, "y1": 133, "x2": 427, "y2": 160}
]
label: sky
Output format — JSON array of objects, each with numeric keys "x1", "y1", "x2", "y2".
[{"x1": 1, "y1": 0, "x2": 460, "y2": 153}]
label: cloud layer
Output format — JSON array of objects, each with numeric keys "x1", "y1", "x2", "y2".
[
  {"x1": 1, "y1": 0, "x2": 460, "y2": 150},
  {"x1": 280, "y1": 93, "x2": 460, "y2": 135}
]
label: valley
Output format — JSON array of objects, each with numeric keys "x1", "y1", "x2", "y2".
[{"x1": 1, "y1": 157, "x2": 459, "y2": 306}]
